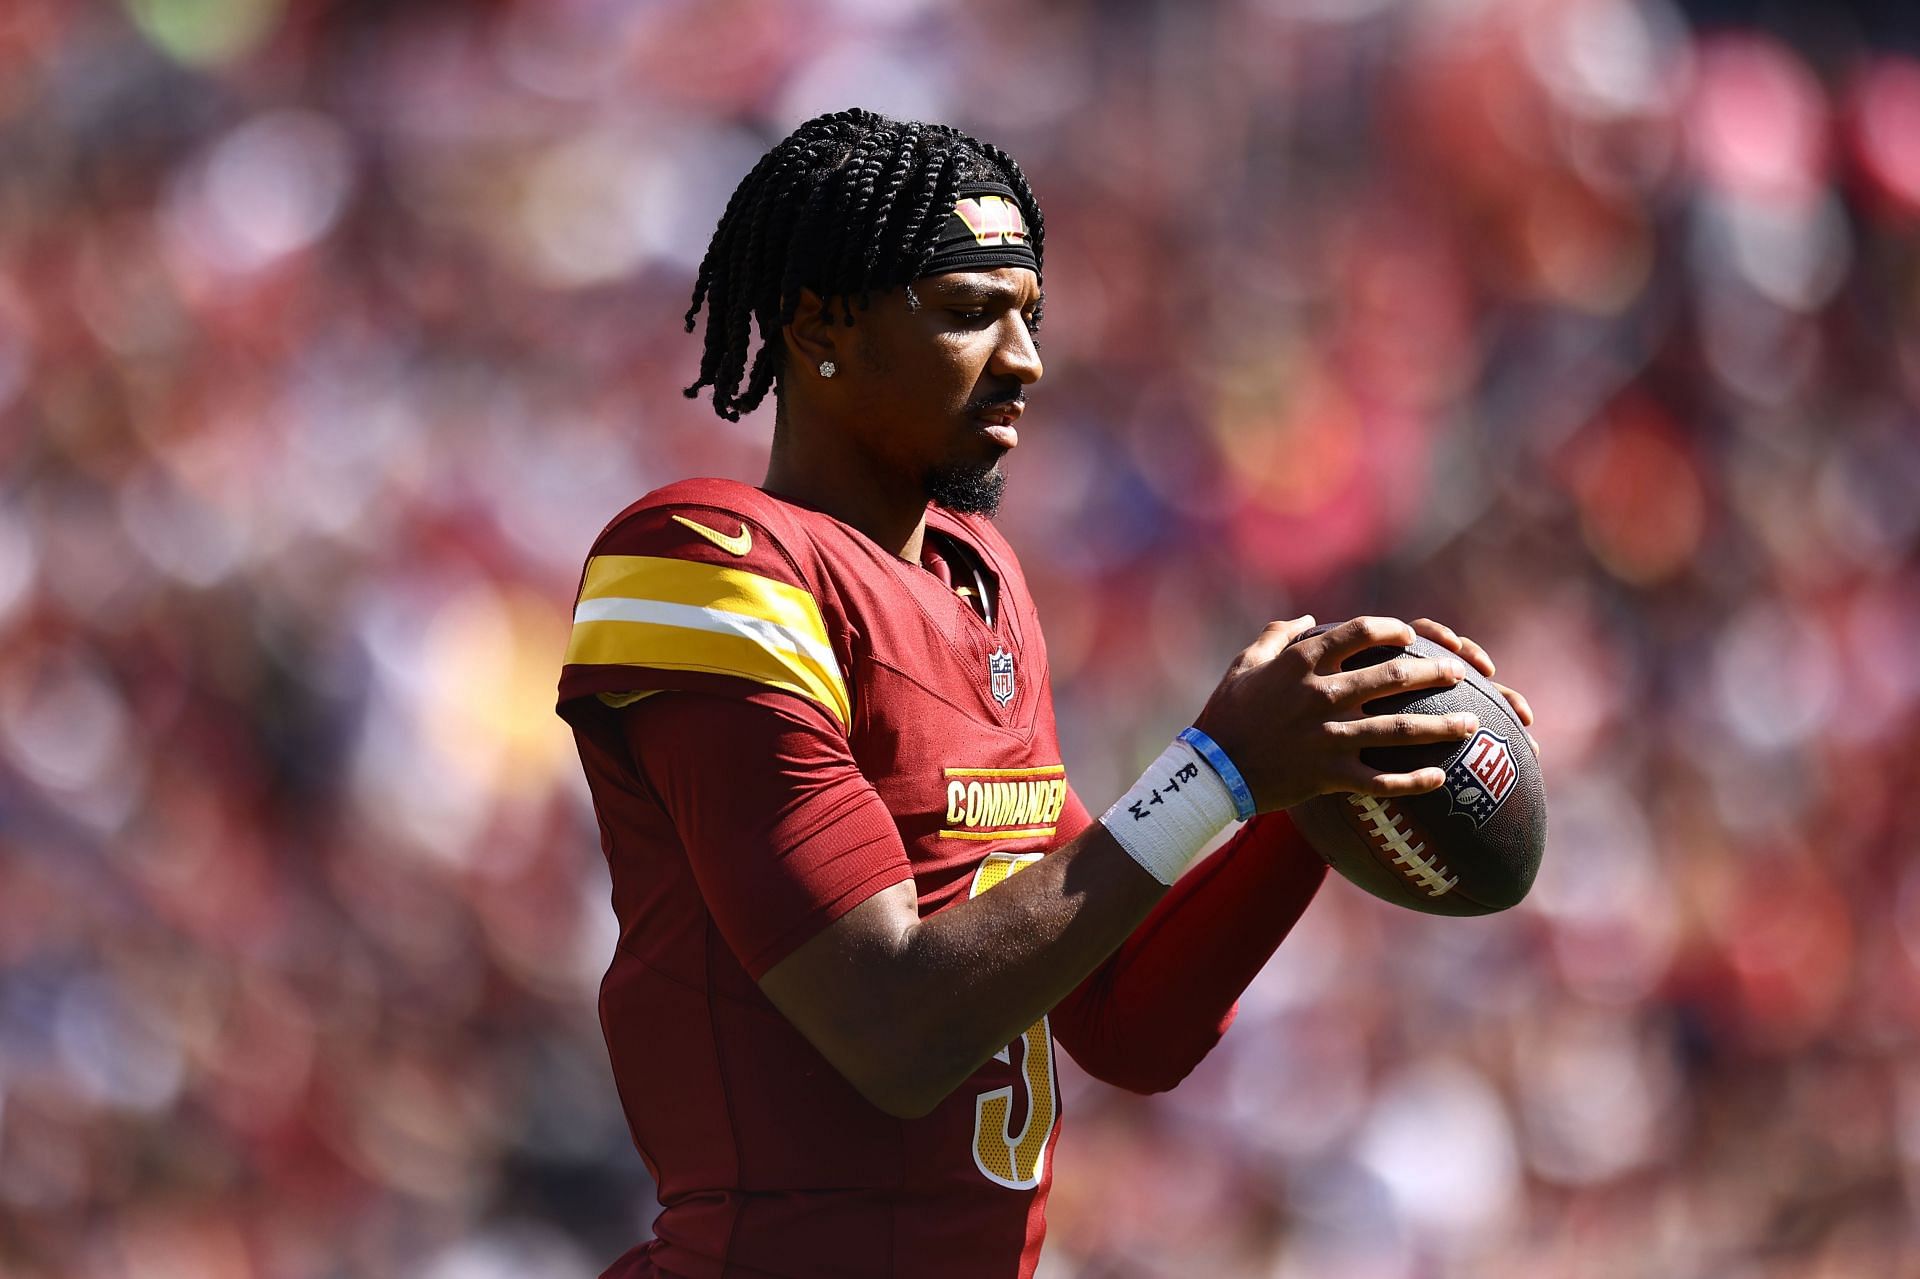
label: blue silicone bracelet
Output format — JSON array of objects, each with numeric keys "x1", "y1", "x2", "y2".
[{"x1": 1177, "y1": 726, "x2": 1256, "y2": 822}]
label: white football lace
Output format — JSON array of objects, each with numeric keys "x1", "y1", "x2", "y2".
[{"x1": 1347, "y1": 794, "x2": 1459, "y2": 897}]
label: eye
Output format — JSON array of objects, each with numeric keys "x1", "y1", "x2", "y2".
[{"x1": 950, "y1": 309, "x2": 990, "y2": 325}]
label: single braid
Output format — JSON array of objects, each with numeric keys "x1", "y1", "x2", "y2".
[{"x1": 682, "y1": 109, "x2": 1043, "y2": 420}]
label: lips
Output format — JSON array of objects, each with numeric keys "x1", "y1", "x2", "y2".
[{"x1": 974, "y1": 400, "x2": 1023, "y2": 449}]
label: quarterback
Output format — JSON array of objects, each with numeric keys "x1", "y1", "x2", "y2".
[{"x1": 557, "y1": 109, "x2": 1531, "y2": 1278}]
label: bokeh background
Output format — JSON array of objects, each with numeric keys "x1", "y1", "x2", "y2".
[{"x1": 7, "y1": 0, "x2": 1920, "y2": 1275}]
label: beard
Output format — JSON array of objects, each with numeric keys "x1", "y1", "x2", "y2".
[{"x1": 924, "y1": 457, "x2": 1006, "y2": 517}]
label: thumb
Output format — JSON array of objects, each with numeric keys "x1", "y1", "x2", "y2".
[{"x1": 1237, "y1": 614, "x2": 1317, "y2": 670}]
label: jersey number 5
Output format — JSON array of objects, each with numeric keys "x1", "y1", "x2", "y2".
[{"x1": 966, "y1": 851, "x2": 1059, "y2": 1191}]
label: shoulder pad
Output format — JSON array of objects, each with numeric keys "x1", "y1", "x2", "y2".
[{"x1": 560, "y1": 480, "x2": 848, "y2": 726}]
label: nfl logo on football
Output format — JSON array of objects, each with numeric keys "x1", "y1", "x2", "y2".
[
  {"x1": 988, "y1": 647, "x2": 1016, "y2": 707},
  {"x1": 1444, "y1": 727, "x2": 1517, "y2": 828}
]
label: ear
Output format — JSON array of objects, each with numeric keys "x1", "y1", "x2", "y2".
[{"x1": 783, "y1": 289, "x2": 844, "y2": 378}]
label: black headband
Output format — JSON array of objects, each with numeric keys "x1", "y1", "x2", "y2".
[{"x1": 919, "y1": 182, "x2": 1039, "y2": 279}]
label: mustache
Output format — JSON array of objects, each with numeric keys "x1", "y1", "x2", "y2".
[{"x1": 964, "y1": 389, "x2": 1026, "y2": 414}]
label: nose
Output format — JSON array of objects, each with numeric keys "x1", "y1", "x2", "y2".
[{"x1": 992, "y1": 312, "x2": 1044, "y2": 387}]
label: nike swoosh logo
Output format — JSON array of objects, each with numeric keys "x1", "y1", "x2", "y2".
[{"x1": 671, "y1": 514, "x2": 752, "y2": 556}]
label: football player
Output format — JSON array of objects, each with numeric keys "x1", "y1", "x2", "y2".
[{"x1": 557, "y1": 108, "x2": 1532, "y2": 1278}]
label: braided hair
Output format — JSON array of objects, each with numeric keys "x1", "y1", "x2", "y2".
[{"x1": 682, "y1": 109, "x2": 1045, "y2": 422}]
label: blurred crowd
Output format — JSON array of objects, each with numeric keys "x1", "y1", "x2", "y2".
[{"x1": 5, "y1": 0, "x2": 1920, "y2": 1276}]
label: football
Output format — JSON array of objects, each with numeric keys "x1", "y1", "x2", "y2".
[{"x1": 1287, "y1": 634, "x2": 1547, "y2": 916}]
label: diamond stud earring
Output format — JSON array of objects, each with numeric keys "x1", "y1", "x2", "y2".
[{"x1": 818, "y1": 360, "x2": 836, "y2": 378}]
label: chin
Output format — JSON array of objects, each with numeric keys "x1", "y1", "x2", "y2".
[{"x1": 924, "y1": 461, "x2": 1006, "y2": 517}]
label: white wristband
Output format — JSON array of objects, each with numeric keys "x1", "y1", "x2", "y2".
[{"x1": 1099, "y1": 736, "x2": 1239, "y2": 885}]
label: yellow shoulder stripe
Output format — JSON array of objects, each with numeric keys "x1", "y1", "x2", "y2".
[{"x1": 566, "y1": 555, "x2": 849, "y2": 725}]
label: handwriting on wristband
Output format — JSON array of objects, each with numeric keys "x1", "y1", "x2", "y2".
[{"x1": 1127, "y1": 760, "x2": 1201, "y2": 820}]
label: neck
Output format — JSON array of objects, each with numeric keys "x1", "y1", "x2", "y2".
[{"x1": 765, "y1": 418, "x2": 930, "y2": 562}]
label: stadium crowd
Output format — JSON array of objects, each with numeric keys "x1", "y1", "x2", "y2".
[{"x1": 4, "y1": 0, "x2": 1920, "y2": 1275}]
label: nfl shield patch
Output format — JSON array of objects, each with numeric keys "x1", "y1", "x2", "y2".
[
  {"x1": 988, "y1": 647, "x2": 1016, "y2": 707},
  {"x1": 1443, "y1": 728, "x2": 1518, "y2": 827}
]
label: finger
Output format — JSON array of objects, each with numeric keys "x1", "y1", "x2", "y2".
[
  {"x1": 1231, "y1": 615, "x2": 1317, "y2": 674},
  {"x1": 1324, "y1": 654, "x2": 1469, "y2": 707},
  {"x1": 1492, "y1": 680, "x2": 1534, "y2": 726},
  {"x1": 1327, "y1": 711, "x2": 1479, "y2": 750},
  {"x1": 1411, "y1": 618, "x2": 1496, "y2": 677},
  {"x1": 1453, "y1": 633, "x2": 1495, "y2": 677},
  {"x1": 1341, "y1": 765, "x2": 1449, "y2": 797},
  {"x1": 1410, "y1": 617, "x2": 1462, "y2": 653},
  {"x1": 1300, "y1": 615, "x2": 1416, "y2": 676}
]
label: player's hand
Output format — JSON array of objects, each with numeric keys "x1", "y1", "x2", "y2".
[
  {"x1": 1409, "y1": 617, "x2": 1540, "y2": 754},
  {"x1": 1191, "y1": 615, "x2": 1480, "y2": 813}
]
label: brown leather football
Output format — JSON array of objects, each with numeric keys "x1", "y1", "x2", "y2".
[{"x1": 1287, "y1": 634, "x2": 1547, "y2": 916}]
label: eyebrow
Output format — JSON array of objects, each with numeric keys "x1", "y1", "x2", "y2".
[{"x1": 931, "y1": 279, "x2": 1043, "y2": 309}]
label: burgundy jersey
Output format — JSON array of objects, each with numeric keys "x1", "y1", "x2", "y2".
[{"x1": 558, "y1": 478, "x2": 1083, "y2": 1279}]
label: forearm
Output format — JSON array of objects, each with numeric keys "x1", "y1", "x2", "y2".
[
  {"x1": 763, "y1": 819, "x2": 1167, "y2": 1116},
  {"x1": 1053, "y1": 813, "x2": 1326, "y2": 1092}
]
